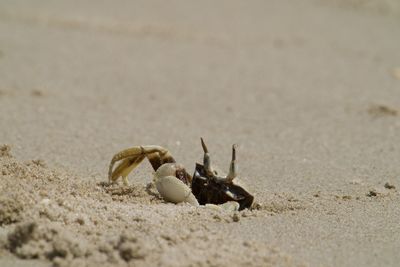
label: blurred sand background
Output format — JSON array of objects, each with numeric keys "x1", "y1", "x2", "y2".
[{"x1": 0, "y1": 0, "x2": 400, "y2": 266}]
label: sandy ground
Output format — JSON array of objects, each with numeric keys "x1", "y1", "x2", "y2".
[{"x1": 1, "y1": 0, "x2": 400, "y2": 266}]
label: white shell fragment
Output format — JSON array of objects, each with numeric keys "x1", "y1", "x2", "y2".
[{"x1": 205, "y1": 201, "x2": 240, "y2": 212}]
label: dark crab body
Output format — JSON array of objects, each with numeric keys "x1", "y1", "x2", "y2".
[
  {"x1": 192, "y1": 163, "x2": 254, "y2": 210},
  {"x1": 191, "y1": 139, "x2": 254, "y2": 210}
]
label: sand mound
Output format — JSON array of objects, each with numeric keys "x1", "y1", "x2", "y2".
[{"x1": 0, "y1": 146, "x2": 302, "y2": 267}]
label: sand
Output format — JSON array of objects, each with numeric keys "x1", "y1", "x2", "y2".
[{"x1": 0, "y1": 0, "x2": 400, "y2": 266}]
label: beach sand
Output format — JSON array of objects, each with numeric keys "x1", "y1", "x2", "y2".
[{"x1": 0, "y1": 0, "x2": 400, "y2": 266}]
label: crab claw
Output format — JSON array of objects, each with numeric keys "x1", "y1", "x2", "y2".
[
  {"x1": 154, "y1": 163, "x2": 199, "y2": 206},
  {"x1": 226, "y1": 144, "x2": 237, "y2": 182},
  {"x1": 201, "y1": 138, "x2": 215, "y2": 176}
]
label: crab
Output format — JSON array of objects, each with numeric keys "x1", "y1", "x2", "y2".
[{"x1": 108, "y1": 138, "x2": 254, "y2": 210}]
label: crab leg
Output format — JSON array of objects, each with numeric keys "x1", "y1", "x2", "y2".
[
  {"x1": 109, "y1": 155, "x2": 145, "y2": 185},
  {"x1": 108, "y1": 145, "x2": 175, "y2": 184}
]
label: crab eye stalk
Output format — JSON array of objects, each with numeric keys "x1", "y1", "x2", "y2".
[
  {"x1": 201, "y1": 138, "x2": 215, "y2": 176},
  {"x1": 226, "y1": 144, "x2": 237, "y2": 182}
]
